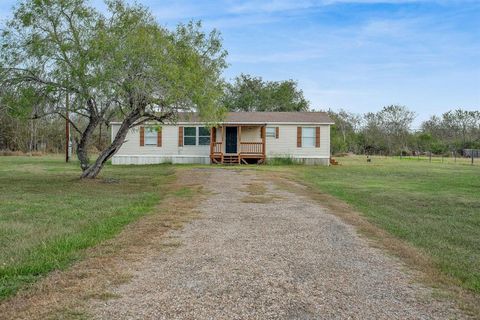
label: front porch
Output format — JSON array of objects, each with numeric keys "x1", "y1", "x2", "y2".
[{"x1": 210, "y1": 125, "x2": 266, "y2": 164}]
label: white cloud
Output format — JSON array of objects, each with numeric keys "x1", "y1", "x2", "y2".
[
  {"x1": 151, "y1": 3, "x2": 207, "y2": 22},
  {"x1": 224, "y1": 0, "x2": 453, "y2": 15},
  {"x1": 227, "y1": 0, "x2": 316, "y2": 14},
  {"x1": 203, "y1": 13, "x2": 279, "y2": 29},
  {"x1": 229, "y1": 49, "x2": 325, "y2": 63}
]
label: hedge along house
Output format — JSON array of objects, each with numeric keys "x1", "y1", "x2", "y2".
[{"x1": 110, "y1": 112, "x2": 334, "y2": 165}]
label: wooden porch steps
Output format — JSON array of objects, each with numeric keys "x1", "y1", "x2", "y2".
[{"x1": 223, "y1": 155, "x2": 240, "y2": 165}]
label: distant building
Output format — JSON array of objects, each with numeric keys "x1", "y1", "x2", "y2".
[{"x1": 463, "y1": 149, "x2": 480, "y2": 158}]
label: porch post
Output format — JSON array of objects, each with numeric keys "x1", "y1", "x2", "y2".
[
  {"x1": 238, "y1": 126, "x2": 242, "y2": 164},
  {"x1": 221, "y1": 125, "x2": 224, "y2": 163},
  {"x1": 262, "y1": 125, "x2": 266, "y2": 160},
  {"x1": 239, "y1": 126, "x2": 242, "y2": 152},
  {"x1": 210, "y1": 127, "x2": 215, "y2": 159}
]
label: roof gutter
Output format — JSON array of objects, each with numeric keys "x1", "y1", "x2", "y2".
[{"x1": 110, "y1": 121, "x2": 335, "y2": 125}]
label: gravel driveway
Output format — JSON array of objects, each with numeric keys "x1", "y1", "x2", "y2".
[{"x1": 91, "y1": 168, "x2": 462, "y2": 319}]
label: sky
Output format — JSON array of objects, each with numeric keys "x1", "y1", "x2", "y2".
[{"x1": 1, "y1": 0, "x2": 479, "y2": 126}]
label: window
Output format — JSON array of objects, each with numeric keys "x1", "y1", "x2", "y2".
[
  {"x1": 198, "y1": 127, "x2": 211, "y2": 145},
  {"x1": 184, "y1": 127, "x2": 196, "y2": 145},
  {"x1": 144, "y1": 128, "x2": 157, "y2": 146},
  {"x1": 266, "y1": 127, "x2": 276, "y2": 138},
  {"x1": 183, "y1": 127, "x2": 211, "y2": 146},
  {"x1": 302, "y1": 127, "x2": 315, "y2": 147}
]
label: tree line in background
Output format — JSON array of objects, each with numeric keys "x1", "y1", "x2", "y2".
[
  {"x1": 0, "y1": 107, "x2": 109, "y2": 154},
  {"x1": 0, "y1": 70, "x2": 309, "y2": 156},
  {"x1": 328, "y1": 107, "x2": 480, "y2": 156},
  {"x1": 1, "y1": 71, "x2": 478, "y2": 158},
  {"x1": 222, "y1": 75, "x2": 478, "y2": 156}
]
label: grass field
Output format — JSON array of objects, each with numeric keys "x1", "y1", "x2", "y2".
[
  {"x1": 1, "y1": 154, "x2": 479, "y2": 305},
  {"x1": 0, "y1": 156, "x2": 175, "y2": 300},
  {"x1": 295, "y1": 156, "x2": 480, "y2": 294}
]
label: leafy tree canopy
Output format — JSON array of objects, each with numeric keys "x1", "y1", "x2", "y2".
[
  {"x1": 223, "y1": 74, "x2": 309, "y2": 112},
  {"x1": 0, "y1": 0, "x2": 227, "y2": 178}
]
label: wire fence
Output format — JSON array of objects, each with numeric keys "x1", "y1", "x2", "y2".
[{"x1": 397, "y1": 153, "x2": 478, "y2": 166}]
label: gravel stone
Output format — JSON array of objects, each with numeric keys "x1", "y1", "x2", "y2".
[{"x1": 91, "y1": 169, "x2": 464, "y2": 319}]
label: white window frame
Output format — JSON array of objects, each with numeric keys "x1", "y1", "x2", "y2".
[
  {"x1": 198, "y1": 127, "x2": 211, "y2": 146},
  {"x1": 144, "y1": 127, "x2": 157, "y2": 146},
  {"x1": 302, "y1": 127, "x2": 315, "y2": 147},
  {"x1": 266, "y1": 127, "x2": 276, "y2": 138},
  {"x1": 183, "y1": 127, "x2": 197, "y2": 146},
  {"x1": 183, "y1": 127, "x2": 211, "y2": 146}
]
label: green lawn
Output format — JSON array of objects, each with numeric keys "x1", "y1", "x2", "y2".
[
  {"x1": 298, "y1": 156, "x2": 480, "y2": 294},
  {"x1": 0, "y1": 156, "x2": 175, "y2": 300}
]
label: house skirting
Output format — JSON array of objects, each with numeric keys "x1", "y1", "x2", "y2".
[
  {"x1": 291, "y1": 157, "x2": 330, "y2": 165},
  {"x1": 111, "y1": 155, "x2": 330, "y2": 166},
  {"x1": 111, "y1": 155, "x2": 210, "y2": 165}
]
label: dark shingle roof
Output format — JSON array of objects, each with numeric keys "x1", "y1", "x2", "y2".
[{"x1": 179, "y1": 112, "x2": 333, "y2": 124}]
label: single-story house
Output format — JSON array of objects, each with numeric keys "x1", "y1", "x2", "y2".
[{"x1": 110, "y1": 112, "x2": 334, "y2": 165}]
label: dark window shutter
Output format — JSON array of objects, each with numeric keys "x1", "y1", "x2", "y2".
[
  {"x1": 275, "y1": 127, "x2": 279, "y2": 139},
  {"x1": 178, "y1": 126, "x2": 183, "y2": 146},
  {"x1": 315, "y1": 127, "x2": 320, "y2": 148},
  {"x1": 157, "y1": 128, "x2": 162, "y2": 147},
  {"x1": 140, "y1": 127, "x2": 145, "y2": 146},
  {"x1": 297, "y1": 127, "x2": 302, "y2": 147}
]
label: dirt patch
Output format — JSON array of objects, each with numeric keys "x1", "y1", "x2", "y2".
[
  {"x1": 240, "y1": 195, "x2": 275, "y2": 203},
  {"x1": 240, "y1": 181, "x2": 282, "y2": 203},
  {"x1": 242, "y1": 182, "x2": 268, "y2": 195},
  {"x1": 0, "y1": 169, "x2": 208, "y2": 320}
]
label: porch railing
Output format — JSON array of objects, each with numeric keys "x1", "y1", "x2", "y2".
[
  {"x1": 240, "y1": 142, "x2": 263, "y2": 154},
  {"x1": 212, "y1": 142, "x2": 222, "y2": 154},
  {"x1": 211, "y1": 141, "x2": 264, "y2": 156}
]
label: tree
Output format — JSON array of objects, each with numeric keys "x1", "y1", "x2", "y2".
[
  {"x1": 421, "y1": 109, "x2": 480, "y2": 152},
  {"x1": 1, "y1": 0, "x2": 227, "y2": 178},
  {"x1": 223, "y1": 74, "x2": 309, "y2": 112},
  {"x1": 442, "y1": 109, "x2": 479, "y2": 148},
  {"x1": 377, "y1": 105, "x2": 416, "y2": 154},
  {"x1": 328, "y1": 109, "x2": 361, "y2": 153},
  {"x1": 359, "y1": 111, "x2": 386, "y2": 154}
]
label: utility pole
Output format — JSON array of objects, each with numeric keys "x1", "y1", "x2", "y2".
[{"x1": 65, "y1": 92, "x2": 70, "y2": 162}]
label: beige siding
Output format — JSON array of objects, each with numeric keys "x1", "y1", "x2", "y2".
[
  {"x1": 239, "y1": 126, "x2": 262, "y2": 142},
  {"x1": 215, "y1": 127, "x2": 222, "y2": 143},
  {"x1": 112, "y1": 124, "x2": 210, "y2": 156},
  {"x1": 266, "y1": 125, "x2": 330, "y2": 158}
]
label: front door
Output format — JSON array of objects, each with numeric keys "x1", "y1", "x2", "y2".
[{"x1": 225, "y1": 127, "x2": 238, "y2": 154}]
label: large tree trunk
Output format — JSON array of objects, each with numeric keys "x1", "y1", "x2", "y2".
[
  {"x1": 76, "y1": 115, "x2": 101, "y2": 171},
  {"x1": 80, "y1": 110, "x2": 141, "y2": 179}
]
